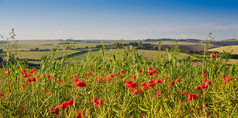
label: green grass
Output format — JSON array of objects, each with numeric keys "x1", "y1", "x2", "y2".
[
  {"x1": 137, "y1": 49, "x2": 199, "y2": 60},
  {"x1": 0, "y1": 40, "x2": 110, "y2": 51},
  {"x1": 68, "y1": 49, "x2": 199, "y2": 63},
  {"x1": 15, "y1": 50, "x2": 80, "y2": 60},
  {"x1": 0, "y1": 48, "x2": 237, "y2": 117}
]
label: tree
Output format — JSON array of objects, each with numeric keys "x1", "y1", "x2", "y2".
[{"x1": 0, "y1": 57, "x2": 3, "y2": 63}]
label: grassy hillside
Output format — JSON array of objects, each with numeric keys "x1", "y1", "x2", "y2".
[
  {"x1": 0, "y1": 40, "x2": 108, "y2": 51},
  {"x1": 208, "y1": 45, "x2": 238, "y2": 54},
  {"x1": 15, "y1": 50, "x2": 80, "y2": 60},
  {"x1": 208, "y1": 45, "x2": 238, "y2": 64}
]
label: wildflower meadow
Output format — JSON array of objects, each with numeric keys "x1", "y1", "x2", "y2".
[{"x1": 0, "y1": 38, "x2": 237, "y2": 117}]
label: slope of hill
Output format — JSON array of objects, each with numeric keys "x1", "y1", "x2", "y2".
[{"x1": 208, "y1": 45, "x2": 238, "y2": 54}]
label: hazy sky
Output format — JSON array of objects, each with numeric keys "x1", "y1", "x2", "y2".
[{"x1": 0, "y1": 0, "x2": 238, "y2": 40}]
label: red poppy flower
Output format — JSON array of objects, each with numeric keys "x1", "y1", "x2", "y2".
[
  {"x1": 76, "y1": 112, "x2": 82, "y2": 118},
  {"x1": 200, "y1": 83, "x2": 208, "y2": 89},
  {"x1": 147, "y1": 66, "x2": 153, "y2": 71},
  {"x1": 138, "y1": 69, "x2": 142, "y2": 73},
  {"x1": 210, "y1": 53, "x2": 216, "y2": 58},
  {"x1": 169, "y1": 81, "x2": 175, "y2": 86},
  {"x1": 73, "y1": 77, "x2": 79, "y2": 83},
  {"x1": 49, "y1": 107, "x2": 59, "y2": 115},
  {"x1": 45, "y1": 74, "x2": 51, "y2": 79},
  {"x1": 123, "y1": 81, "x2": 137, "y2": 90},
  {"x1": 100, "y1": 73, "x2": 105, "y2": 77},
  {"x1": 205, "y1": 81, "x2": 212, "y2": 85},
  {"x1": 91, "y1": 98, "x2": 103, "y2": 107},
  {"x1": 226, "y1": 77, "x2": 232, "y2": 82},
  {"x1": 147, "y1": 80, "x2": 155, "y2": 88},
  {"x1": 187, "y1": 94, "x2": 198, "y2": 102},
  {"x1": 113, "y1": 72, "x2": 118, "y2": 76},
  {"x1": 100, "y1": 100, "x2": 104, "y2": 105},
  {"x1": 59, "y1": 101, "x2": 70, "y2": 109},
  {"x1": 203, "y1": 79, "x2": 207, "y2": 82},
  {"x1": 140, "y1": 82, "x2": 148, "y2": 92},
  {"x1": 30, "y1": 69, "x2": 36, "y2": 73},
  {"x1": 132, "y1": 89, "x2": 140, "y2": 96},
  {"x1": 223, "y1": 80, "x2": 228, "y2": 84},
  {"x1": 6, "y1": 72, "x2": 10, "y2": 76},
  {"x1": 203, "y1": 74, "x2": 207, "y2": 78},
  {"x1": 68, "y1": 99, "x2": 74, "y2": 105},
  {"x1": 95, "y1": 77, "x2": 99, "y2": 82},
  {"x1": 120, "y1": 70, "x2": 125, "y2": 73},
  {"x1": 140, "y1": 114, "x2": 145, "y2": 117},
  {"x1": 105, "y1": 77, "x2": 112, "y2": 82},
  {"x1": 0, "y1": 92, "x2": 4, "y2": 98},
  {"x1": 30, "y1": 69, "x2": 36, "y2": 75},
  {"x1": 181, "y1": 91, "x2": 185, "y2": 96},
  {"x1": 26, "y1": 78, "x2": 32, "y2": 83},
  {"x1": 110, "y1": 74, "x2": 114, "y2": 78},
  {"x1": 75, "y1": 81, "x2": 87, "y2": 88},
  {"x1": 223, "y1": 77, "x2": 232, "y2": 84},
  {"x1": 31, "y1": 78, "x2": 36, "y2": 82},
  {"x1": 24, "y1": 73, "x2": 30, "y2": 78},
  {"x1": 155, "y1": 79, "x2": 162, "y2": 84},
  {"x1": 221, "y1": 75, "x2": 226, "y2": 78},
  {"x1": 176, "y1": 78, "x2": 181, "y2": 82},
  {"x1": 21, "y1": 69, "x2": 26, "y2": 74},
  {"x1": 94, "y1": 102, "x2": 99, "y2": 107},
  {"x1": 6, "y1": 70, "x2": 12, "y2": 76},
  {"x1": 148, "y1": 70, "x2": 156, "y2": 76},
  {"x1": 130, "y1": 75, "x2": 136, "y2": 80},
  {"x1": 156, "y1": 91, "x2": 161, "y2": 97},
  {"x1": 87, "y1": 72, "x2": 93, "y2": 76},
  {"x1": 21, "y1": 84, "x2": 25, "y2": 89},
  {"x1": 91, "y1": 98, "x2": 99, "y2": 103}
]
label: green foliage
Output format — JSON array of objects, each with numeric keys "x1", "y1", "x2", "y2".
[
  {"x1": 0, "y1": 31, "x2": 237, "y2": 117},
  {"x1": 0, "y1": 45, "x2": 237, "y2": 117}
]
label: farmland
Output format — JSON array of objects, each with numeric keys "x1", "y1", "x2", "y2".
[{"x1": 1, "y1": 39, "x2": 238, "y2": 65}]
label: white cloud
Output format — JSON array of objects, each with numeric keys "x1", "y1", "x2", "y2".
[{"x1": 0, "y1": 23, "x2": 238, "y2": 40}]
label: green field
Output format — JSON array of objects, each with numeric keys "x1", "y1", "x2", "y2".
[
  {"x1": 1, "y1": 40, "x2": 238, "y2": 65},
  {"x1": 0, "y1": 40, "x2": 110, "y2": 51},
  {"x1": 67, "y1": 49, "x2": 199, "y2": 64},
  {"x1": 15, "y1": 50, "x2": 80, "y2": 60},
  {"x1": 208, "y1": 45, "x2": 238, "y2": 54},
  {"x1": 143, "y1": 41, "x2": 203, "y2": 45}
]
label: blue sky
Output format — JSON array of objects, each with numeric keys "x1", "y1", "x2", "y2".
[{"x1": 0, "y1": 0, "x2": 238, "y2": 40}]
